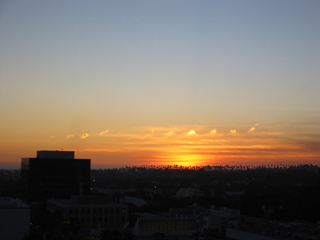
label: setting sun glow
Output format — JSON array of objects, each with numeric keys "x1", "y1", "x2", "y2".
[{"x1": 1, "y1": 1, "x2": 320, "y2": 168}]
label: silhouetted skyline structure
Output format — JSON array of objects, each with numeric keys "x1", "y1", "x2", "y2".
[
  {"x1": 21, "y1": 151, "x2": 90, "y2": 202},
  {"x1": 0, "y1": 162, "x2": 318, "y2": 239}
]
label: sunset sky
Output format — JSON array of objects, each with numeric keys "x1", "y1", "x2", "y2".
[{"x1": 1, "y1": 1, "x2": 320, "y2": 168}]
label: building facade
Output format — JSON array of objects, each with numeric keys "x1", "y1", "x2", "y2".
[
  {"x1": 47, "y1": 195, "x2": 128, "y2": 229},
  {"x1": 133, "y1": 217, "x2": 197, "y2": 237}
]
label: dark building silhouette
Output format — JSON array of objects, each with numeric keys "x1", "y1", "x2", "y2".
[{"x1": 21, "y1": 151, "x2": 90, "y2": 202}]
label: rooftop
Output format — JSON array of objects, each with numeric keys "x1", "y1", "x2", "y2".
[
  {"x1": 0, "y1": 198, "x2": 29, "y2": 209},
  {"x1": 37, "y1": 150, "x2": 74, "y2": 159},
  {"x1": 47, "y1": 198, "x2": 127, "y2": 208}
]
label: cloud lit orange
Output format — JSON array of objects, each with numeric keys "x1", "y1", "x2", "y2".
[
  {"x1": 4, "y1": 122, "x2": 317, "y2": 169},
  {"x1": 188, "y1": 130, "x2": 196, "y2": 135},
  {"x1": 99, "y1": 130, "x2": 109, "y2": 135},
  {"x1": 1, "y1": 1, "x2": 320, "y2": 171},
  {"x1": 81, "y1": 133, "x2": 89, "y2": 139},
  {"x1": 51, "y1": 123, "x2": 318, "y2": 167},
  {"x1": 248, "y1": 123, "x2": 259, "y2": 132}
]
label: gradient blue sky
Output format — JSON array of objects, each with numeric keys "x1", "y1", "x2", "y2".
[{"x1": 1, "y1": 1, "x2": 320, "y2": 168}]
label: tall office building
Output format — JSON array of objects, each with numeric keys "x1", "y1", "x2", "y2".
[{"x1": 21, "y1": 151, "x2": 91, "y2": 202}]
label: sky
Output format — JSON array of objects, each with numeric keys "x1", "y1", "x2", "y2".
[{"x1": 1, "y1": 0, "x2": 320, "y2": 169}]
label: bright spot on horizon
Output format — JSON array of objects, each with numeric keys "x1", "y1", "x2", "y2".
[
  {"x1": 167, "y1": 154, "x2": 205, "y2": 167},
  {"x1": 81, "y1": 133, "x2": 89, "y2": 139},
  {"x1": 188, "y1": 130, "x2": 196, "y2": 135},
  {"x1": 230, "y1": 129, "x2": 236, "y2": 134},
  {"x1": 167, "y1": 131, "x2": 174, "y2": 135}
]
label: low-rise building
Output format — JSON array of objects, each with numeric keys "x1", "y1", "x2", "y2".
[
  {"x1": 47, "y1": 195, "x2": 128, "y2": 230},
  {"x1": 133, "y1": 212, "x2": 197, "y2": 237},
  {"x1": 226, "y1": 216, "x2": 320, "y2": 240}
]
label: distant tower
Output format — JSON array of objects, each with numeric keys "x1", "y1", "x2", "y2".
[{"x1": 21, "y1": 150, "x2": 91, "y2": 202}]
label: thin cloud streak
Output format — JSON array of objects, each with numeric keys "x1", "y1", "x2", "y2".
[
  {"x1": 99, "y1": 130, "x2": 109, "y2": 135},
  {"x1": 248, "y1": 123, "x2": 259, "y2": 132},
  {"x1": 67, "y1": 134, "x2": 74, "y2": 139}
]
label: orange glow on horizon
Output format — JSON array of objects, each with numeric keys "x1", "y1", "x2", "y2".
[
  {"x1": 3, "y1": 123, "x2": 320, "y2": 168},
  {"x1": 152, "y1": 154, "x2": 209, "y2": 167},
  {"x1": 62, "y1": 123, "x2": 320, "y2": 167}
]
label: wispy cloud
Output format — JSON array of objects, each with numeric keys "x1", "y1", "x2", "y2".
[
  {"x1": 81, "y1": 133, "x2": 89, "y2": 139},
  {"x1": 99, "y1": 130, "x2": 109, "y2": 135},
  {"x1": 67, "y1": 134, "x2": 74, "y2": 139},
  {"x1": 248, "y1": 123, "x2": 259, "y2": 132},
  {"x1": 261, "y1": 131, "x2": 286, "y2": 135}
]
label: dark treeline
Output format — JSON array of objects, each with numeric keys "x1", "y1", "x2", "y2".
[{"x1": 90, "y1": 164, "x2": 320, "y2": 223}]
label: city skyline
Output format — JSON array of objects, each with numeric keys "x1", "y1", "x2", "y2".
[{"x1": 1, "y1": 1, "x2": 320, "y2": 168}]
